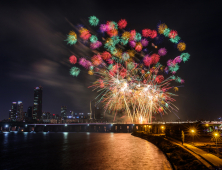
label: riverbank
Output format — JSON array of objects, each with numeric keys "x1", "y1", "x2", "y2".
[
  {"x1": 132, "y1": 131, "x2": 208, "y2": 170},
  {"x1": 168, "y1": 134, "x2": 222, "y2": 159}
]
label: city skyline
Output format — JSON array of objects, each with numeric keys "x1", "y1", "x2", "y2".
[
  {"x1": 1, "y1": 1, "x2": 222, "y2": 121},
  {"x1": 5, "y1": 86, "x2": 92, "y2": 121}
]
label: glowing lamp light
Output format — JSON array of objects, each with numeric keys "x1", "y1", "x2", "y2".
[
  {"x1": 5, "y1": 125, "x2": 8, "y2": 128},
  {"x1": 65, "y1": 124, "x2": 68, "y2": 127}
]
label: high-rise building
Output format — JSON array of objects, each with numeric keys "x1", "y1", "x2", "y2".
[
  {"x1": 61, "y1": 106, "x2": 67, "y2": 118},
  {"x1": 9, "y1": 110, "x2": 11, "y2": 120},
  {"x1": 95, "y1": 106, "x2": 104, "y2": 120},
  {"x1": 91, "y1": 100, "x2": 104, "y2": 120},
  {"x1": 42, "y1": 112, "x2": 51, "y2": 119},
  {"x1": 17, "y1": 101, "x2": 23, "y2": 121},
  {"x1": 24, "y1": 112, "x2": 27, "y2": 118},
  {"x1": 27, "y1": 106, "x2": 33, "y2": 120},
  {"x1": 70, "y1": 111, "x2": 74, "y2": 118},
  {"x1": 9, "y1": 102, "x2": 17, "y2": 121},
  {"x1": 33, "y1": 86, "x2": 42, "y2": 119}
]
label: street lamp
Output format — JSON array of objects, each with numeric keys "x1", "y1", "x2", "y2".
[
  {"x1": 214, "y1": 132, "x2": 219, "y2": 152},
  {"x1": 149, "y1": 125, "x2": 151, "y2": 133},
  {"x1": 161, "y1": 126, "x2": 165, "y2": 134},
  {"x1": 191, "y1": 129, "x2": 195, "y2": 145}
]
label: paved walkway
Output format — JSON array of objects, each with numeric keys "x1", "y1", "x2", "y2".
[{"x1": 167, "y1": 137, "x2": 222, "y2": 169}]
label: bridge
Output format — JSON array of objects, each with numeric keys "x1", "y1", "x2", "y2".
[{"x1": 1, "y1": 121, "x2": 221, "y2": 133}]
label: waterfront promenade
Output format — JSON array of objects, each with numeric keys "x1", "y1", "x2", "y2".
[
  {"x1": 134, "y1": 131, "x2": 222, "y2": 170},
  {"x1": 167, "y1": 137, "x2": 222, "y2": 169}
]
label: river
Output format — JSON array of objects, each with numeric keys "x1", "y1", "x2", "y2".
[{"x1": 0, "y1": 132, "x2": 172, "y2": 170}]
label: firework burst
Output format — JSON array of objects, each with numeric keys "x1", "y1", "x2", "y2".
[{"x1": 65, "y1": 16, "x2": 190, "y2": 123}]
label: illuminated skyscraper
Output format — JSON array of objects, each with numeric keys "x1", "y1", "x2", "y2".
[
  {"x1": 42, "y1": 111, "x2": 51, "y2": 119},
  {"x1": 61, "y1": 106, "x2": 67, "y2": 118},
  {"x1": 70, "y1": 111, "x2": 74, "y2": 118},
  {"x1": 17, "y1": 101, "x2": 24, "y2": 121},
  {"x1": 9, "y1": 102, "x2": 17, "y2": 121},
  {"x1": 27, "y1": 106, "x2": 33, "y2": 120},
  {"x1": 33, "y1": 86, "x2": 43, "y2": 119}
]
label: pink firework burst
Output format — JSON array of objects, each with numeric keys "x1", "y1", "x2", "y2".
[
  {"x1": 158, "y1": 48, "x2": 167, "y2": 56},
  {"x1": 142, "y1": 29, "x2": 152, "y2": 37},
  {"x1": 79, "y1": 58, "x2": 88, "y2": 68},
  {"x1": 107, "y1": 59, "x2": 113, "y2": 64},
  {"x1": 130, "y1": 30, "x2": 136, "y2": 40},
  {"x1": 173, "y1": 56, "x2": 182, "y2": 63},
  {"x1": 169, "y1": 30, "x2": 178, "y2": 39},
  {"x1": 118, "y1": 19, "x2": 127, "y2": 29},
  {"x1": 143, "y1": 55, "x2": 152, "y2": 66},
  {"x1": 150, "y1": 30, "x2": 157, "y2": 39},
  {"x1": 69, "y1": 55, "x2": 77, "y2": 64},
  {"x1": 90, "y1": 41, "x2": 102, "y2": 50},
  {"x1": 90, "y1": 43, "x2": 97, "y2": 50},
  {"x1": 129, "y1": 41, "x2": 136, "y2": 48},
  {"x1": 86, "y1": 60, "x2": 92, "y2": 69},
  {"x1": 151, "y1": 53, "x2": 160, "y2": 64},
  {"x1": 106, "y1": 21, "x2": 117, "y2": 31},
  {"x1": 95, "y1": 41, "x2": 102, "y2": 48},
  {"x1": 167, "y1": 59, "x2": 173, "y2": 66},
  {"x1": 100, "y1": 24, "x2": 107, "y2": 32},
  {"x1": 141, "y1": 38, "x2": 149, "y2": 47}
]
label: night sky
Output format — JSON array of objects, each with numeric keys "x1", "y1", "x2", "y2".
[{"x1": 0, "y1": 0, "x2": 221, "y2": 121}]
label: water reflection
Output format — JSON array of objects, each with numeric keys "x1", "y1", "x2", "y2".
[
  {"x1": 1, "y1": 133, "x2": 172, "y2": 170},
  {"x1": 23, "y1": 132, "x2": 28, "y2": 141},
  {"x1": 43, "y1": 132, "x2": 47, "y2": 135},
  {"x1": 63, "y1": 132, "x2": 68, "y2": 143},
  {"x1": 3, "y1": 132, "x2": 9, "y2": 145}
]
